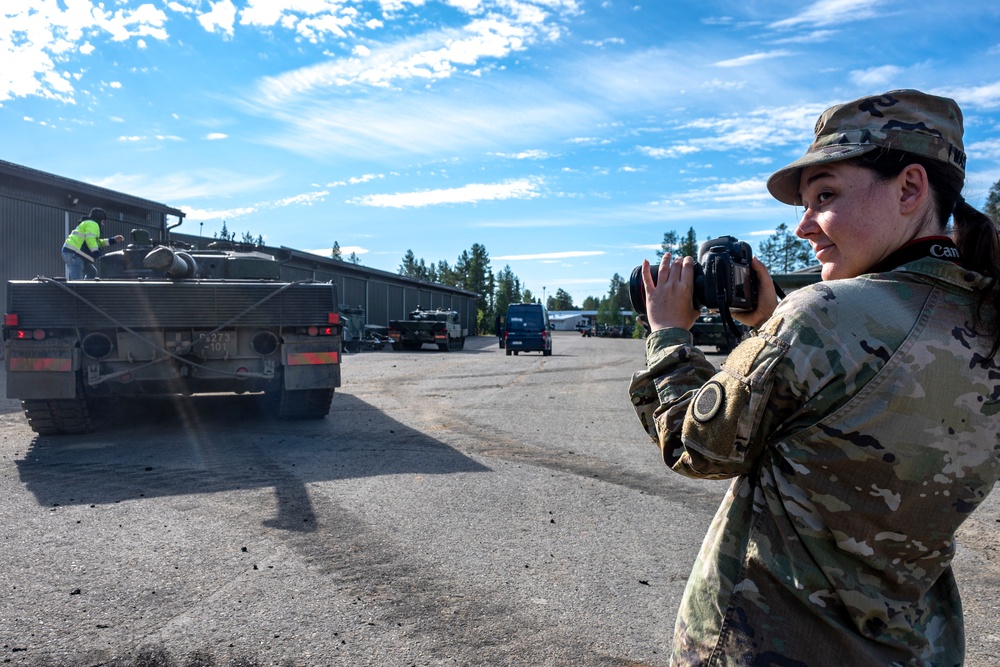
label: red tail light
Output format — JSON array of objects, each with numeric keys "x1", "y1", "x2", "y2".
[
  {"x1": 328, "y1": 312, "x2": 340, "y2": 325},
  {"x1": 4, "y1": 313, "x2": 17, "y2": 326}
]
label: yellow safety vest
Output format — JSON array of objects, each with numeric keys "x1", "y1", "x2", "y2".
[{"x1": 63, "y1": 219, "x2": 110, "y2": 260}]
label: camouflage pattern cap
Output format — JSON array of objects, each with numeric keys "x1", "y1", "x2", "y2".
[{"x1": 767, "y1": 89, "x2": 966, "y2": 205}]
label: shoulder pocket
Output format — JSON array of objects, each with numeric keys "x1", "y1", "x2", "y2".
[{"x1": 681, "y1": 317, "x2": 788, "y2": 469}]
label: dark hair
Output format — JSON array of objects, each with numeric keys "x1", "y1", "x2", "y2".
[{"x1": 857, "y1": 148, "x2": 1000, "y2": 358}]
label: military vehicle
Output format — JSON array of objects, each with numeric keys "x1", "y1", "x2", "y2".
[
  {"x1": 388, "y1": 307, "x2": 467, "y2": 351},
  {"x1": 690, "y1": 310, "x2": 746, "y2": 354},
  {"x1": 2, "y1": 231, "x2": 342, "y2": 434}
]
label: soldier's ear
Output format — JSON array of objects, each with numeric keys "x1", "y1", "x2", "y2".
[{"x1": 897, "y1": 163, "x2": 929, "y2": 216}]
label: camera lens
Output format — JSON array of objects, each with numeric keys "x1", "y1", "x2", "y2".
[{"x1": 628, "y1": 264, "x2": 657, "y2": 316}]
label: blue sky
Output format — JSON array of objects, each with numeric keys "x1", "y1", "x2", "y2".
[{"x1": 3, "y1": 0, "x2": 1000, "y2": 305}]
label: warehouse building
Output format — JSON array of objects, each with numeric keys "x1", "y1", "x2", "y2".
[{"x1": 0, "y1": 159, "x2": 478, "y2": 333}]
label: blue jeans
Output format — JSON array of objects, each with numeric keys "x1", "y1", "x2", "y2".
[{"x1": 62, "y1": 248, "x2": 97, "y2": 280}]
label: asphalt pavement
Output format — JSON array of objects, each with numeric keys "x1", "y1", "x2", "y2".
[{"x1": 0, "y1": 332, "x2": 997, "y2": 666}]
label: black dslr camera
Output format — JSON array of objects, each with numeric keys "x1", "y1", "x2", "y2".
[{"x1": 629, "y1": 236, "x2": 759, "y2": 318}]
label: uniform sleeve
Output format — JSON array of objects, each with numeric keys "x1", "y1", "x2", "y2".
[{"x1": 630, "y1": 312, "x2": 801, "y2": 480}]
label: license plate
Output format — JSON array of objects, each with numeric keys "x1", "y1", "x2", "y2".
[
  {"x1": 197, "y1": 330, "x2": 237, "y2": 358},
  {"x1": 512, "y1": 341, "x2": 523, "y2": 346}
]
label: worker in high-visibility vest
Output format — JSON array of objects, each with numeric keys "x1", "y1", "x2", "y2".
[{"x1": 61, "y1": 208, "x2": 124, "y2": 280}]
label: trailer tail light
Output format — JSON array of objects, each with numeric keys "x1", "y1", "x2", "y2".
[
  {"x1": 328, "y1": 312, "x2": 340, "y2": 325},
  {"x1": 9, "y1": 357, "x2": 72, "y2": 372},
  {"x1": 10, "y1": 329, "x2": 45, "y2": 341},
  {"x1": 4, "y1": 313, "x2": 18, "y2": 326},
  {"x1": 287, "y1": 351, "x2": 339, "y2": 366},
  {"x1": 306, "y1": 326, "x2": 335, "y2": 337}
]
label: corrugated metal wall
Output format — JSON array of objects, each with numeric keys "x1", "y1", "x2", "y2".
[{"x1": 2, "y1": 164, "x2": 480, "y2": 333}]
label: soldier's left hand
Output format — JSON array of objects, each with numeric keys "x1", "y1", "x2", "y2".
[{"x1": 642, "y1": 253, "x2": 701, "y2": 333}]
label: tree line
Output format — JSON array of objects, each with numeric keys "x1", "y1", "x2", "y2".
[
  {"x1": 396, "y1": 244, "x2": 533, "y2": 335},
  {"x1": 235, "y1": 177, "x2": 1000, "y2": 336}
]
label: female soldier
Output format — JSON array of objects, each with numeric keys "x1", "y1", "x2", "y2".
[{"x1": 629, "y1": 89, "x2": 1000, "y2": 666}]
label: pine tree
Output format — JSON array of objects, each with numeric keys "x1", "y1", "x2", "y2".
[
  {"x1": 331, "y1": 241, "x2": 343, "y2": 261},
  {"x1": 656, "y1": 230, "x2": 680, "y2": 258},
  {"x1": 986, "y1": 178, "x2": 1000, "y2": 223},
  {"x1": 399, "y1": 249, "x2": 418, "y2": 277},
  {"x1": 757, "y1": 223, "x2": 813, "y2": 273},
  {"x1": 680, "y1": 227, "x2": 699, "y2": 258}
]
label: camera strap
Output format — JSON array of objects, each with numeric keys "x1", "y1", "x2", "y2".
[{"x1": 868, "y1": 236, "x2": 962, "y2": 274}]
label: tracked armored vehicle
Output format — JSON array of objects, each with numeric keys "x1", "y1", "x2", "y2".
[
  {"x1": 388, "y1": 307, "x2": 467, "y2": 351},
  {"x1": 2, "y1": 231, "x2": 342, "y2": 434}
]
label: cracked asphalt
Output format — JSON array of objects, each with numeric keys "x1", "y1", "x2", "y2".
[{"x1": 1, "y1": 332, "x2": 997, "y2": 666}]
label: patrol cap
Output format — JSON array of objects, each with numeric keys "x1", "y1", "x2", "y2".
[
  {"x1": 767, "y1": 89, "x2": 967, "y2": 206},
  {"x1": 89, "y1": 207, "x2": 108, "y2": 223}
]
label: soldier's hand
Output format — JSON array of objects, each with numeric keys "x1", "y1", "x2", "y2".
[
  {"x1": 114, "y1": 234, "x2": 125, "y2": 242},
  {"x1": 643, "y1": 254, "x2": 701, "y2": 333}
]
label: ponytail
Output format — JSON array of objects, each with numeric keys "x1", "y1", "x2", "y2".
[
  {"x1": 858, "y1": 148, "x2": 1000, "y2": 358},
  {"x1": 951, "y1": 196, "x2": 1000, "y2": 358}
]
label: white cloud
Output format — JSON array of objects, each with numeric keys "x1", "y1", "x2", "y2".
[
  {"x1": 968, "y1": 139, "x2": 1000, "y2": 161},
  {"x1": 350, "y1": 177, "x2": 543, "y2": 208},
  {"x1": 305, "y1": 246, "x2": 370, "y2": 257},
  {"x1": 933, "y1": 81, "x2": 1000, "y2": 110},
  {"x1": 638, "y1": 144, "x2": 701, "y2": 159},
  {"x1": 767, "y1": 30, "x2": 837, "y2": 45},
  {"x1": 90, "y1": 170, "x2": 281, "y2": 202},
  {"x1": 682, "y1": 178, "x2": 772, "y2": 202},
  {"x1": 325, "y1": 173, "x2": 385, "y2": 187},
  {"x1": 849, "y1": 65, "x2": 903, "y2": 89},
  {"x1": 769, "y1": 0, "x2": 885, "y2": 30},
  {"x1": 197, "y1": 0, "x2": 238, "y2": 37},
  {"x1": 494, "y1": 251, "x2": 605, "y2": 261},
  {"x1": 206, "y1": 132, "x2": 228, "y2": 140},
  {"x1": 494, "y1": 149, "x2": 554, "y2": 159},
  {"x1": 0, "y1": 2, "x2": 169, "y2": 103},
  {"x1": 714, "y1": 50, "x2": 793, "y2": 68},
  {"x1": 253, "y1": 2, "x2": 579, "y2": 103}
]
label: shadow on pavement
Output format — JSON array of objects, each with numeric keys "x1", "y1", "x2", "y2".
[{"x1": 15, "y1": 392, "x2": 490, "y2": 532}]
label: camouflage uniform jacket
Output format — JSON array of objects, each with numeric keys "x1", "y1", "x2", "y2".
[{"x1": 629, "y1": 257, "x2": 999, "y2": 667}]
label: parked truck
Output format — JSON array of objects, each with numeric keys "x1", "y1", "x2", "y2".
[
  {"x1": 690, "y1": 310, "x2": 746, "y2": 354},
  {"x1": 2, "y1": 231, "x2": 342, "y2": 434},
  {"x1": 388, "y1": 307, "x2": 467, "y2": 351}
]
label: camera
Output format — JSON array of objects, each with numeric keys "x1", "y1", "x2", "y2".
[{"x1": 629, "y1": 236, "x2": 759, "y2": 317}]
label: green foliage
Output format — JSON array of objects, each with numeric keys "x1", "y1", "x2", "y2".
[
  {"x1": 655, "y1": 227, "x2": 699, "y2": 258},
  {"x1": 399, "y1": 244, "x2": 500, "y2": 332},
  {"x1": 213, "y1": 222, "x2": 263, "y2": 246},
  {"x1": 607, "y1": 272, "x2": 629, "y2": 311},
  {"x1": 680, "y1": 227, "x2": 699, "y2": 257},
  {"x1": 547, "y1": 288, "x2": 575, "y2": 311},
  {"x1": 986, "y1": 178, "x2": 1000, "y2": 223},
  {"x1": 214, "y1": 221, "x2": 234, "y2": 241},
  {"x1": 655, "y1": 230, "x2": 679, "y2": 258},
  {"x1": 756, "y1": 223, "x2": 814, "y2": 273},
  {"x1": 581, "y1": 295, "x2": 599, "y2": 310},
  {"x1": 494, "y1": 265, "x2": 522, "y2": 320}
]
